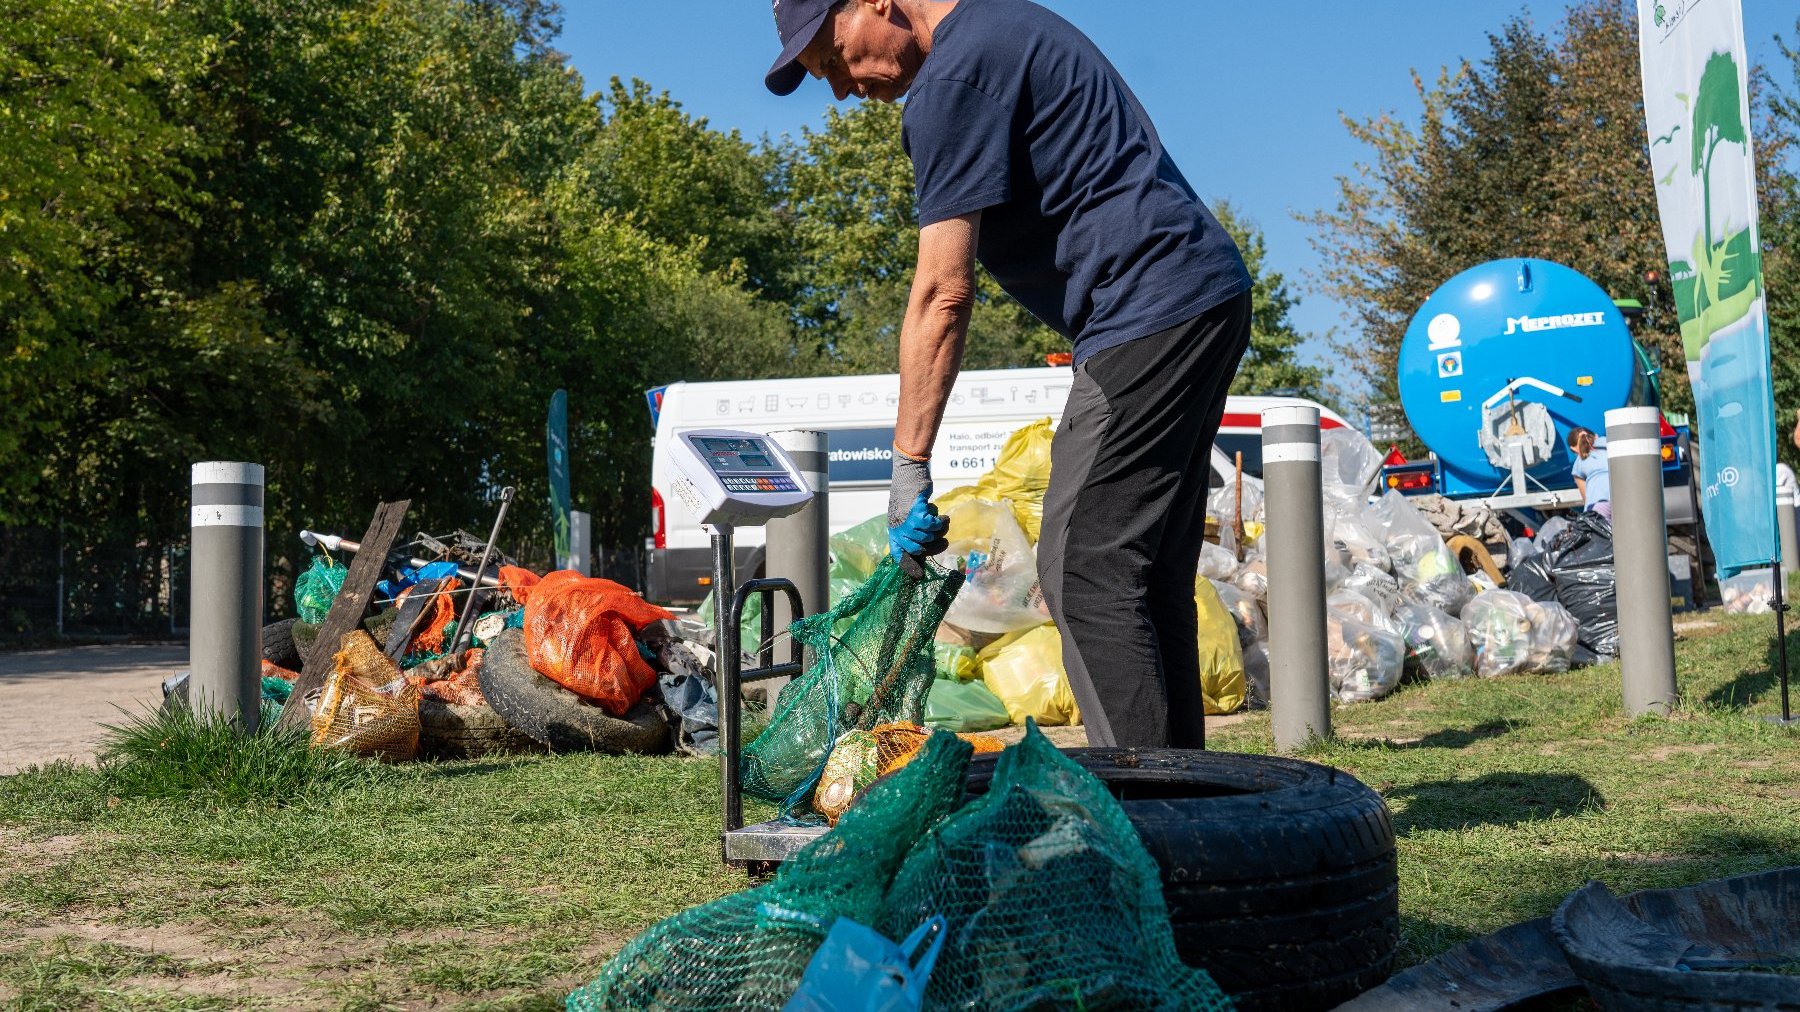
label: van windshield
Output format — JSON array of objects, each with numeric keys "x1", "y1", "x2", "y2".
[{"x1": 1213, "y1": 433, "x2": 1263, "y2": 478}]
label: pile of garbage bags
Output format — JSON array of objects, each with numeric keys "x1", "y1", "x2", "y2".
[
  {"x1": 1196, "y1": 428, "x2": 1586, "y2": 705},
  {"x1": 272, "y1": 542, "x2": 704, "y2": 762}
]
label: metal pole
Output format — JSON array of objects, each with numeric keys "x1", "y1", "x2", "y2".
[
  {"x1": 712, "y1": 528, "x2": 743, "y2": 835},
  {"x1": 765, "y1": 430, "x2": 829, "y2": 681},
  {"x1": 451, "y1": 487, "x2": 515, "y2": 655},
  {"x1": 56, "y1": 520, "x2": 64, "y2": 638},
  {"x1": 1262, "y1": 406, "x2": 1331, "y2": 752},
  {"x1": 569, "y1": 510, "x2": 592, "y2": 576},
  {"x1": 189, "y1": 462, "x2": 265, "y2": 731},
  {"x1": 1775, "y1": 494, "x2": 1798, "y2": 722},
  {"x1": 1605, "y1": 407, "x2": 1678, "y2": 717},
  {"x1": 1779, "y1": 492, "x2": 1799, "y2": 577}
]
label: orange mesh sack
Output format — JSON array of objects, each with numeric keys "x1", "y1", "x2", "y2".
[
  {"x1": 312, "y1": 632, "x2": 420, "y2": 761},
  {"x1": 522, "y1": 570, "x2": 675, "y2": 716}
]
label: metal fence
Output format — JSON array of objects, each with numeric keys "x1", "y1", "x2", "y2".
[
  {"x1": 0, "y1": 524, "x2": 643, "y2": 644},
  {"x1": 0, "y1": 526, "x2": 190, "y2": 641}
]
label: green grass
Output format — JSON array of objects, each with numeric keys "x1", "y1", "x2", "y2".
[
  {"x1": 2, "y1": 614, "x2": 1798, "y2": 1008},
  {"x1": 94, "y1": 706, "x2": 383, "y2": 807}
]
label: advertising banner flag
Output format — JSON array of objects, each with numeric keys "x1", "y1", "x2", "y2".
[
  {"x1": 547, "y1": 389, "x2": 572, "y2": 568},
  {"x1": 1638, "y1": 0, "x2": 1778, "y2": 577}
]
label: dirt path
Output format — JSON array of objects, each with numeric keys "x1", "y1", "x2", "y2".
[{"x1": 0, "y1": 643, "x2": 186, "y2": 774}]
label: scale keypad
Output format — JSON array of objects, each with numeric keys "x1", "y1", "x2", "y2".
[{"x1": 721, "y1": 475, "x2": 799, "y2": 494}]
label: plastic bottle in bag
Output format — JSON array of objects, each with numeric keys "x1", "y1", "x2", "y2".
[
  {"x1": 942, "y1": 498, "x2": 1049, "y2": 634},
  {"x1": 1327, "y1": 616, "x2": 1406, "y2": 703},
  {"x1": 1211, "y1": 579, "x2": 1267, "y2": 643},
  {"x1": 1462, "y1": 590, "x2": 1535, "y2": 677},
  {"x1": 1523, "y1": 599, "x2": 1578, "y2": 673},
  {"x1": 1393, "y1": 600, "x2": 1474, "y2": 680}
]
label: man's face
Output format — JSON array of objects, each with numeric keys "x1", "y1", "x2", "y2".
[{"x1": 797, "y1": 0, "x2": 922, "y2": 103}]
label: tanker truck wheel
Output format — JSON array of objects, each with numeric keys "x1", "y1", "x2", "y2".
[{"x1": 965, "y1": 748, "x2": 1398, "y2": 1012}]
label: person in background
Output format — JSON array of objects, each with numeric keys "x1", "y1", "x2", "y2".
[{"x1": 1568, "y1": 426, "x2": 1611, "y2": 522}]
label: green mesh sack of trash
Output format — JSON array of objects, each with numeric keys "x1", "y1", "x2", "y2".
[
  {"x1": 295, "y1": 556, "x2": 347, "y2": 624},
  {"x1": 741, "y1": 557, "x2": 964, "y2": 814},
  {"x1": 566, "y1": 731, "x2": 975, "y2": 1012},
  {"x1": 877, "y1": 721, "x2": 1235, "y2": 1011}
]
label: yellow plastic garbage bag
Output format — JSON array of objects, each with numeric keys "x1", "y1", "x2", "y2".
[
  {"x1": 972, "y1": 419, "x2": 1054, "y2": 543},
  {"x1": 1195, "y1": 576, "x2": 1247, "y2": 715},
  {"x1": 979, "y1": 622, "x2": 1080, "y2": 726}
]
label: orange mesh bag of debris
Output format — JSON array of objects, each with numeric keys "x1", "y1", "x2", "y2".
[
  {"x1": 873, "y1": 721, "x2": 1004, "y2": 775},
  {"x1": 499, "y1": 566, "x2": 541, "y2": 605},
  {"x1": 408, "y1": 649, "x2": 488, "y2": 707},
  {"x1": 312, "y1": 631, "x2": 420, "y2": 761},
  {"x1": 522, "y1": 571, "x2": 674, "y2": 715},
  {"x1": 813, "y1": 723, "x2": 1006, "y2": 825}
]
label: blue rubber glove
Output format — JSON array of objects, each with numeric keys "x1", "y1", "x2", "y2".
[{"x1": 888, "y1": 453, "x2": 949, "y2": 578}]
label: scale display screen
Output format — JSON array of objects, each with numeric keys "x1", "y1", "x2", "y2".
[{"x1": 691, "y1": 436, "x2": 799, "y2": 493}]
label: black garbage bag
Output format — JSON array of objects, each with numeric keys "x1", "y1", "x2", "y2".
[
  {"x1": 1508, "y1": 553, "x2": 1559, "y2": 604},
  {"x1": 1548, "y1": 513, "x2": 1619, "y2": 658}
]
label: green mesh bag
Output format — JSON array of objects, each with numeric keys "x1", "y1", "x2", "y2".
[
  {"x1": 294, "y1": 556, "x2": 347, "y2": 624},
  {"x1": 741, "y1": 558, "x2": 963, "y2": 815},
  {"x1": 878, "y1": 722, "x2": 1235, "y2": 1011},
  {"x1": 567, "y1": 732, "x2": 975, "y2": 1012}
]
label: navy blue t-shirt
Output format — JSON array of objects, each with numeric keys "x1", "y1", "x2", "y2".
[{"x1": 901, "y1": 0, "x2": 1251, "y2": 363}]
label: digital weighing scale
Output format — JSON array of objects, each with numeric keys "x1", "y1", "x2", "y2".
[{"x1": 667, "y1": 429, "x2": 833, "y2": 867}]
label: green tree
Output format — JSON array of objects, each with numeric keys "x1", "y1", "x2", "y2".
[
  {"x1": 579, "y1": 79, "x2": 795, "y2": 301},
  {"x1": 781, "y1": 102, "x2": 1061, "y2": 372},
  {"x1": 1307, "y1": 1, "x2": 1718, "y2": 422},
  {"x1": 1213, "y1": 202, "x2": 1325, "y2": 397}
]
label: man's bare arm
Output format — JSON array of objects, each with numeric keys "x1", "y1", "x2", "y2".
[{"x1": 895, "y1": 212, "x2": 980, "y2": 457}]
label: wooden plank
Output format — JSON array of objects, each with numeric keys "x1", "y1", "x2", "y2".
[{"x1": 273, "y1": 499, "x2": 412, "y2": 734}]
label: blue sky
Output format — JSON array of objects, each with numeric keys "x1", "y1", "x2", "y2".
[{"x1": 560, "y1": 2, "x2": 1797, "y2": 386}]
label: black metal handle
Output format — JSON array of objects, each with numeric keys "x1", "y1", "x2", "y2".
[{"x1": 719, "y1": 576, "x2": 806, "y2": 837}]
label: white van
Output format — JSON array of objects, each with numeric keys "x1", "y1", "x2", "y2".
[{"x1": 645, "y1": 366, "x2": 1349, "y2": 605}]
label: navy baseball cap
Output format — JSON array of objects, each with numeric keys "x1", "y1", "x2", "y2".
[{"x1": 765, "y1": 0, "x2": 838, "y2": 96}]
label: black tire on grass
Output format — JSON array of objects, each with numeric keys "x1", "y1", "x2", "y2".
[
  {"x1": 478, "y1": 628, "x2": 670, "y2": 755},
  {"x1": 262, "y1": 618, "x2": 303, "y2": 670},
  {"x1": 964, "y1": 748, "x2": 1398, "y2": 1012},
  {"x1": 417, "y1": 698, "x2": 543, "y2": 760}
]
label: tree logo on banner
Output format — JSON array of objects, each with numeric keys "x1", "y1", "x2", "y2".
[{"x1": 1647, "y1": 50, "x2": 1761, "y2": 360}]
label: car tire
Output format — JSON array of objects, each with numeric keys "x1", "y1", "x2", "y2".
[
  {"x1": 964, "y1": 748, "x2": 1398, "y2": 1012},
  {"x1": 262, "y1": 618, "x2": 303, "y2": 671},
  {"x1": 478, "y1": 628, "x2": 671, "y2": 755},
  {"x1": 417, "y1": 698, "x2": 543, "y2": 760}
]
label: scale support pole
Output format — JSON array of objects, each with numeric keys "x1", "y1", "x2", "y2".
[
  {"x1": 1605, "y1": 408, "x2": 1678, "y2": 717},
  {"x1": 765, "y1": 431, "x2": 829, "y2": 677},
  {"x1": 189, "y1": 462, "x2": 265, "y2": 731},
  {"x1": 710, "y1": 527, "x2": 743, "y2": 834},
  {"x1": 1262, "y1": 407, "x2": 1331, "y2": 752}
]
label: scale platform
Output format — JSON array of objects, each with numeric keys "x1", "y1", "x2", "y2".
[{"x1": 723, "y1": 820, "x2": 830, "y2": 865}]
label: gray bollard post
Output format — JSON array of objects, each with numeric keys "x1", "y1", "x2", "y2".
[
  {"x1": 189, "y1": 462, "x2": 265, "y2": 731},
  {"x1": 569, "y1": 510, "x2": 593, "y2": 576},
  {"x1": 765, "y1": 431, "x2": 829, "y2": 688},
  {"x1": 1779, "y1": 493, "x2": 1799, "y2": 578},
  {"x1": 1262, "y1": 406, "x2": 1331, "y2": 752},
  {"x1": 1605, "y1": 407, "x2": 1679, "y2": 716}
]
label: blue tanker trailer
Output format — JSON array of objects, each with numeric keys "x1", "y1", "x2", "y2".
[{"x1": 1380, "y1": 259, "x2": 1705, "y2": 579}]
